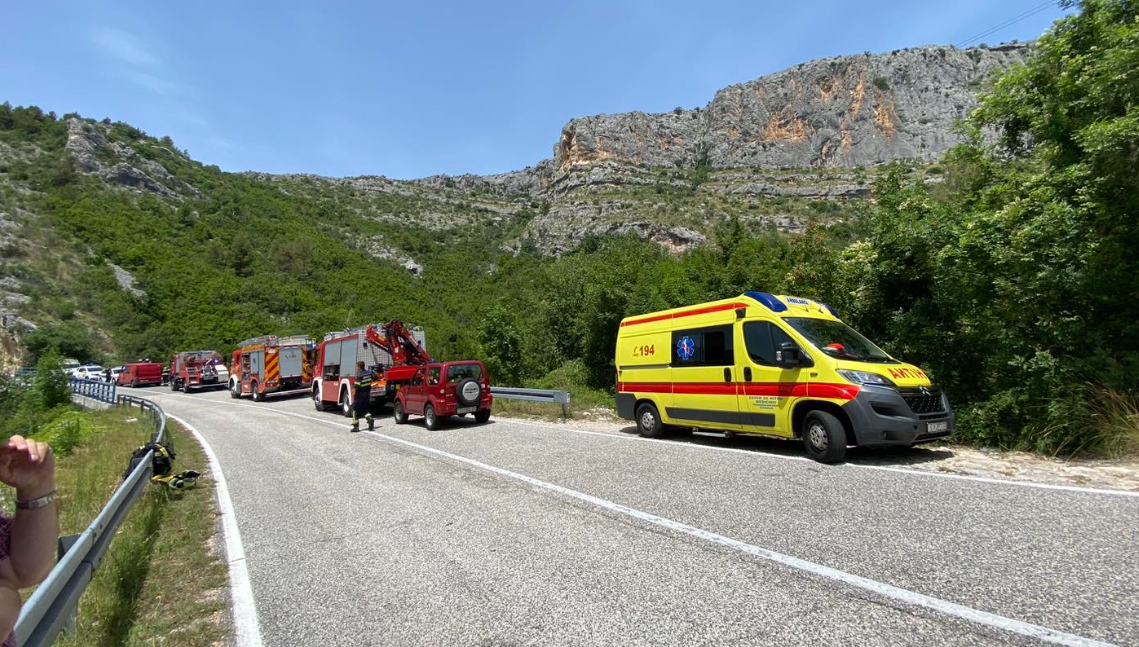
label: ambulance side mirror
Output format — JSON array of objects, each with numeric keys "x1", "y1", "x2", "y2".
[{"x1": 776, "y1": 342, "x2": 809, "y2": 368}]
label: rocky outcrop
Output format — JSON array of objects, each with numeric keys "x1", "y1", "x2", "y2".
[
  {"x1": 554, "y1": 44, "x2": 1028, "y2": 171},
  {"x1": 109, "y1": 263, "x2": 146, "y2": 299},
  {"x1": 64, "y1": 118, "x2": 202, "y2": 199},
  {"x1": 360, "y1": 236, "x2": 423, "y2": 276},
  {"x1": 414, "y1": 162, "x2": 552, "y2": 197}
]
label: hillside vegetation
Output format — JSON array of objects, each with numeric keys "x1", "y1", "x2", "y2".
[{"x1": 1, "y1": 0, "x2": 1137, "y2": 455}]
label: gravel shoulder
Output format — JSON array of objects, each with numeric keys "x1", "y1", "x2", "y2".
[{"x1": 547, "y1": 409, "x2": 1139, "y2": 493}]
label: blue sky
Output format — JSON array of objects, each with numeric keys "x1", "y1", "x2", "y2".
[{"x1": 1, "y1": 1, "x2": 1069, "y2": 180}]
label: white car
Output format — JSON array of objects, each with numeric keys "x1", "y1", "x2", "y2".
[{"x1": 71, "y1": 365, "x2": 106, "y2": 381}]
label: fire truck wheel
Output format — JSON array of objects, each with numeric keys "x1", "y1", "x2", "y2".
[
  {"x1": 183, "y1": 382, "x2": 193, "y2": 393},
  {"x1": 312, "y1": 389, "x2": 324, "y2": 410},
  {"x1": 170, "y1": 379, "x2": 178, "y2": 391},
  {"x1": 340, "y1": 389, "x2": 352, "y2": 417},
  {"x1": 424, "y1": 404, "x2": 439, "y2": 430},
  {"x1": 251, "y1": 383, "x2": 262, "y2": 402},
  {"x1": 393, "y1": 401, "x2": 408, "y2": 424},
  {"x1": 636, "y1": 402, "x2": 664, "y2": 439},
  {"x1": 230, "y1": 381, "x2": 240, "y2": 399}
]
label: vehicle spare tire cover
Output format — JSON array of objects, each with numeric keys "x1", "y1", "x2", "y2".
[{"x1": 458, "y1": 379, "x2": 481, "y2": 405}]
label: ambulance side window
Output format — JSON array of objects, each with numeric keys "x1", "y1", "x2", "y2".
[
  {"x1": 742, "y1": 321, "x2": 797, "y2": 366},
  {"x1": 671, "y1": 325, "x2": 733, "y2": 367},
  {"x1": 744, "y1": 322, "x2": 798, "y2": 366},
  {"x1": 744, "y1": 322, "x2": 777, "y2": 366}
]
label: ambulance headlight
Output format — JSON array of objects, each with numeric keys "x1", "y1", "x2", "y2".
[{"x1": 837, "y1": 370, "x2": 896, "y2": 389}]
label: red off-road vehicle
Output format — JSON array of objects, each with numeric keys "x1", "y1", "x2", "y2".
[{"x1": 391, "y1": 360, "x2": 493, "y2": 430}]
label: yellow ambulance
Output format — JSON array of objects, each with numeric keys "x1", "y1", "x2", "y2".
[{"x1": 615, "y1": 292, "x2": 954, "y2": 462}]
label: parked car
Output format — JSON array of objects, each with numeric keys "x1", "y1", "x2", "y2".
[
  {"x1": 392, "y1": 360, "x2": 493, "y2": 429},
  {"x1": 117, "y1": 361, "x2": 164, "y2": 387},
  {"x1": 71, "y1": 364, "x2": 106, "y2": 381},
  {"x1": 107, "y1": 366, "x2": 125, "y2": 383}
]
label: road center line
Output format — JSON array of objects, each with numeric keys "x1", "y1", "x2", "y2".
[
  {"x1": 215, "y1": 401, "x2": 1119, "y2": 647},
  {"x1": 167, "y1": 414, "x2": 264, "y2": 647}
]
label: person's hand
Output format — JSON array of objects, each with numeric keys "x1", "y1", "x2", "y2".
[{"x1": 0, "y1": 436, "x2": 56, "y2": 499}]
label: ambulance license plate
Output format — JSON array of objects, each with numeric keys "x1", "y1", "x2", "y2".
[
  {"x1": 927, "y1": 421, "x2": 948, "y2": 433},
  {"x1": 457, "y1": 406, "x2": 477, "y2": 414}
]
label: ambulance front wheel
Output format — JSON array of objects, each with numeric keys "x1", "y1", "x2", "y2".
[
  {"x1": 636, "y1": 403, "x2": 664, "y2": 439},
  {"x1": 802, "y1": 410, "x2": 847, "y2": 463}
]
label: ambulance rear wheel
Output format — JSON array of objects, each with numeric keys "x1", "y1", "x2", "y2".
[
  {"x1": 636, "y1": 403, "x2": 664, "y2": 439},
  {"x1": 802, "y1": 410, "x2": 847, "y2": 464}
]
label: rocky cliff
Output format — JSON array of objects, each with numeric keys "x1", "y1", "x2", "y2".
[{"x1": 553, "y1": 44, "x2": 1027, "y2": 172}]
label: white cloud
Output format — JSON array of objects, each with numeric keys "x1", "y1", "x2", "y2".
[
  {"x1": 90, "y1": 27, "x2": 162, "y2": 68},
  {"x1": 130, "y1": 71, "x2": 191, "y2": 98}
]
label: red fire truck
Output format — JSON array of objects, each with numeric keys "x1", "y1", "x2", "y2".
[
  {"x1": 229, "y1": 335, "x2": 317, "y2": 402},
  {"x1": 312, "y1": 322, "x2": 427, "y2": 415},
  {"x1": 169, "y1": 350, "x2": 227, "y2": 392}
]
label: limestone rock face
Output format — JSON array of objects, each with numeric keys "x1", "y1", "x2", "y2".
[
  {"x1": 554, "y1": 44, "x2": 1028, "y2": 171},
  {"x1": 64, "y1": 118, "x2": 202, "y2": 199}
]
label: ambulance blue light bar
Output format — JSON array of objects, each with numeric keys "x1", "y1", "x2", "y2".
[{"x1": 743, "y1": 291, "x2": 788, "y2": 313}]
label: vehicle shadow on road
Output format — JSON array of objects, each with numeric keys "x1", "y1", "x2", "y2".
[{"x1": 616, "y1": 425, "x2": 955, "y2": 466}]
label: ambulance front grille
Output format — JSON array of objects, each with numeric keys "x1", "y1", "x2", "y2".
[{"x1": 900, "y1": 388, "x2": 945, "y2": 414}]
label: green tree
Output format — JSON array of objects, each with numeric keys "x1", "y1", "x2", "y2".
[
  {"x1": 21, "y1": 323, "x2": 97, "y2": 364},
  {"x1": 853, "y1": 0, "x2": 1139, "y2": 452},
  {"x1": 31, "y1": 350, "x2": 71, "y2": 411},
  {"x1": 477, "y1": 306, "x2": 524, "y2": 386}
]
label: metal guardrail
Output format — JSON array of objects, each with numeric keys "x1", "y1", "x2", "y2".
[
  {"x1": 14, "y1": 392, "x2": 167, "y2": 647},
  {"x1": 67, "y1": 377, "x2": 117, "y2": 404},
  {"x1": 490, "y1": 386, "x2": 571, "y2": 418}
]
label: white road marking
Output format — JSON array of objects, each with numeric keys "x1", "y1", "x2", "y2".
[
  {"x1": 500, "y1": 418, "x2": 1139, "y2": 499},
  {"x1": 216, "y1": 402, "x2": 1120, "y2": 647},
  {"x1": 162, "y1": 394, "x2": 1139, "y2": 498},
  {"x1": 361, "y1": 428, "x2": 1120, "y2": 647},
  {"x1": 167, "y1": 414, "x2": 264, "y2": 647}
]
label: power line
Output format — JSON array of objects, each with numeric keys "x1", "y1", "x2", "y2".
[{"x1": 956, "y1": 1, "x2": 1060, "y2": 48}]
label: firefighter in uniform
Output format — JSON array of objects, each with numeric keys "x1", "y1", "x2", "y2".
[{"x1": 351, "y1": 360, "x2": 375, "y2": 432}]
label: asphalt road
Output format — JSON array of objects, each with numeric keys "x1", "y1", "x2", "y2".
[{"x1": 140, "y1": 387, "x2": 1139, "y2": 647}]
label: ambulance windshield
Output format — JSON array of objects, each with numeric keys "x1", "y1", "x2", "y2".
[{"x1": 786, "y1": 318, "x2": 895, "y2": 363}]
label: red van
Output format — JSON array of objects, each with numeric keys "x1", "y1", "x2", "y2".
[{"x1": 117, "y1": 361, "x2": 164, "y2": 387}]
